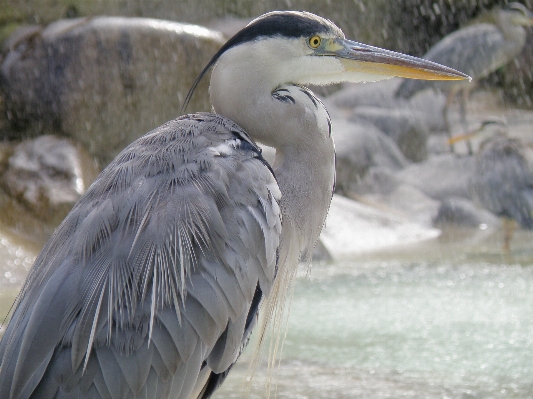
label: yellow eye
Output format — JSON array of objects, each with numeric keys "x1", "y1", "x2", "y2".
[{"x1": 308, "y1": 35, "x2": 321, "y2": 49}]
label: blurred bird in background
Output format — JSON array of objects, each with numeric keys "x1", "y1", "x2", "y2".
[
  {"x1": 396, "y1": 2, "x2": 533, "y2": 152},
  {"x1": 449, "y1": 117, "x2": 533, "y2": 250}
]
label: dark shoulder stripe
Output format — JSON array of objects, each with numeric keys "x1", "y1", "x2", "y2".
[
  {"x1": 272, "y1": 90, "x2": 295, "y2": 104},
  {"x1": 298, "y1": 86, "x2": 318, "y2": 107},
  {"x1": 228, "y1": 126, "x2": 277, "y2": 180}
]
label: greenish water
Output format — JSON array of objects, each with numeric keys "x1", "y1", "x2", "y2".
[
  {"x1": 216, "y1": 227, "x2": 533, "y2": 398},
  {"x1": 0, "y1": 228, "x2": 37, "y2": 333},
  {"x1": 1, "y1": 226, "x2": 533, "y2": 398}
]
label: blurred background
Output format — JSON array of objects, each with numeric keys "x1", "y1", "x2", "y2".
[{"x1": 1, "y1": 0, "x2": 533, "y2": 397}]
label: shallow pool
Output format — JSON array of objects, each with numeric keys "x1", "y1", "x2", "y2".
[
  {"x1": 217, "y1": 227, "x2": 533, "y2": 398},
  {"x1": 1, "y1": 225, "x2": 533, "y2": 398}
]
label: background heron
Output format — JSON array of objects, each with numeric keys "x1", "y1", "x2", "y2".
[
  {"x1": 395, "y1": 2, "x2": 533, "y2": 150},
  {"x1": 449, "y1": 117, "x2": 533, "y2": 251},
  {"x1": 0, "y1": 11, "x2": 467, "y2": 399}
]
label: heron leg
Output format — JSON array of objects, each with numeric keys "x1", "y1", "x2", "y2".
[
  {"x1": 444, "y1": 89, "x2": 456, "y2": 153},
  {"x1": 502, "y1": 217, "x2": 516, "y2": 252},
  {"x1": 459, "y1": 88, "x2": 474, "y2": 155}
]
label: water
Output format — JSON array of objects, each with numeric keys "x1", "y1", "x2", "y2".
[
  {"x1": 283, "y1": 262, "x2": 533, "y2": 397},
  {"x1": 216, "y1": 228, "x2": 533, "y2": 398},
  {"x1": 0, "y1": 226, "x2": 38, "y2": 335},
  {"x1": 1, "y1": 226, "x2": 533, "y2": 398}
]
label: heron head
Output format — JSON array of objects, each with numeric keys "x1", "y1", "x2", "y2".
[
  {"x1": 504, "y1": 2, "x2": 533, "y2": 26},
  {"x1": 448, "y1": 117, "x2": 509, "y2": 146},
  {"x1": 183, "y1": 11, "x2": 470, "y2": 112}
]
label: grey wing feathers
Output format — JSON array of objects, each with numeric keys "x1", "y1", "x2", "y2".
[
  {"x1": 0, "y1": 112, "x2": 282, "y2": 399},
  {"x1": 396, "y1": 24, "x2": 515, "y2": 98}
]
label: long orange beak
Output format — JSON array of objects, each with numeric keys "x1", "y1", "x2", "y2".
[{"x1": 320, "y1": 38, "x2": 471, "y2": 81}]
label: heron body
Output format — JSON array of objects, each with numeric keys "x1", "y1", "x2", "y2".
[
  {"x1": 0, "y1": 11, "x2": 468, "y2": 399},
  {"x1": 0, "y1": 113, "x2": 284, "y2": 398},
  {"x1": 396, "y1": 23, "x2": 524, "y2": 97},
  {"x1": 396, "y1": 2, "x2": 533, "y2": 141},
  {"x1": 473, "y1": 134, "x2": 533, "y2": 229},
  {"x1": 451, "y1": 119, "x2": 533, "y2": 250}
]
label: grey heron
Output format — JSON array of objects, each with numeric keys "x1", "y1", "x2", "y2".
[
  {"x1": 0, "y1": 11, "x2": 468, "y2": 399},
  {"x1": 449, "y1": 118, "x2": 533, "y2": 250},
  {"x1": 396, "y1": 2, "x2": 533, "y2": 150}
]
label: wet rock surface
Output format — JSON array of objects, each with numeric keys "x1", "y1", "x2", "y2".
[
  {"x1": 435, "y1": 196, "x2": 501, "y2": 228},
  {"x1": 1, "y1": 17, "x2": 224, "y2": 164},
  {"x1": 332, "y1": 119, "x2": 409, "y2": 195},
  {"x1": 327, "y1": 85, "x2": 533, "y2": 237},
  {"x1": 0, "y1": 135, "x2": 98, "y2": 226},
  {"x1": 350, "y1": 107, "x2": 429, "y2": 162},
  {"x1": 396, "y1": 153, "x2": 475, "y2": 201},
  {"x1": 320, "y1": 194, "x2": 441, "y2": 260},
  {"x1": 328, "y1": 80, "x2": 447, "y2": 132}
]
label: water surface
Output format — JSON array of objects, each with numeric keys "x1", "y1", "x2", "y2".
[
  {"x1": 1, "y1": 225, "x2": 532, "y2": 398},
  {"x1": 217, "y1": 227, "x2": 533, "y2": 398}
]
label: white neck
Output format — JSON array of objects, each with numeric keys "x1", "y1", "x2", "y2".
[{"x1": 210, "y1": 40, "x2": 336, "y2": 258}]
